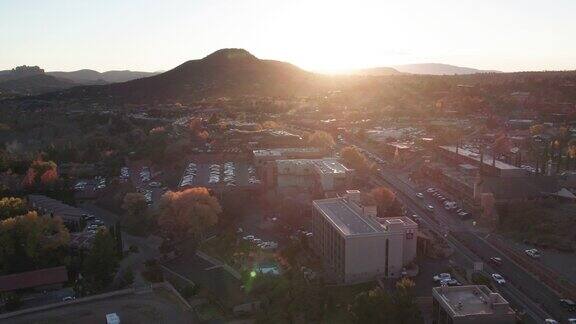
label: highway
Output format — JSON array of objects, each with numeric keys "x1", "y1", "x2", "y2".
[{"x1": 358, "y1": 143, "x2": 574, "y2": 323}]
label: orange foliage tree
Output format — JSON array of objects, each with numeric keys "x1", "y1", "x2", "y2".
[{"x1": 158, "y1": 187, "x2": 221, "y2": 240}]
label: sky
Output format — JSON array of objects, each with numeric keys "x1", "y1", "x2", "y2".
[{"x1": 1, "y1": 0, "x2": 575, "y2": 73}]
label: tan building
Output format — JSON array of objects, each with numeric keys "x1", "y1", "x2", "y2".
[
  {"x1": 312, "y1": 190, "x2": 417, "y2": 284},
  {"x1": 275, "y1": 158, "x2": 353, "y2": 192},
  {"x1": 432, "y1": 285, "x2": 515, "y2": 324}
]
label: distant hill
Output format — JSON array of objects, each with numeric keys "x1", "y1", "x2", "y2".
[
  {"x1": 352, "y1": 67, "x2": 404, "y2": 76},
  {"x1": 47, "y1": 69, "x2": 159, "y2": 84},
  {"x1": 0, "y1": 66, "x2": 76, "y2": 96},
  {"x1": 40, "y1": 48, "x2": 326, "y2": 103},
  {"x1": 393, "y1": 63, "x2": 500, "y2": 75}
]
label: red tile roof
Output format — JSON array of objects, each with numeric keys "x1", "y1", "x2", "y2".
[{"x1": 0, "y1": 266, "x2": 68, "y2": 292}]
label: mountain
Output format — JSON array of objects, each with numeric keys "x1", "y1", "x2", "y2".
[
  {"x1": 393, "y1": 63, "x2": 499, "y2": 75},
  {"x1": 352, "y1": 67, "x2": 404, "y2": 76},
  {"x1": 0, "y1": 66, "x2": 76, "y2": 96},
  {"x1": 47, "y1": 69, "x2": 159, "y2": 84},
  {"x1": 41, "y1": 49, "x2": 326, "y2": 103}
]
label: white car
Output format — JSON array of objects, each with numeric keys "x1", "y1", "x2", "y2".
[
  {"x1": 491, "y1": 273, "x2": 506, "y2": 285},
  {"x1": 242, "y1": 235, "x2": 254, "y2": 241},
  {"x1": 525, "y1": 249, "x2": 541, "y2": 258},
  {"x1": 433, "y1": 273, "x2": 451, "y2": 282},
  {"x1": 416, "y1": 193, "x2": 424, "y2": 198},
  {"x1": 545, "y1": 319, "x2": 559, "y2": 324},
  {"x1": 426, "y1": 205, "x2": 435, "y2": 212}
]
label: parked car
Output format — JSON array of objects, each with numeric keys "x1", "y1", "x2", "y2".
[
  {"x1": 440, "y1": 279, "x2": 461, "y2": 286},
  {"x1": 416, "y1": 193, "x2": 424, "y2": 198},
  {"x1": 491, "y1": 273, "x2": 506, "y2": 285},
  {"x1": 426, "y1": 205, "x2": 435, "y2": 212},
  {"x1": 433, "y1": 273, "x2": 451, "y2": 282},
  {"x1": 242, "y1": 235, "x2": 254, "y2": 241},
  {"x1": 62, "y1": 296, "x2": 75, "y2": 301}
]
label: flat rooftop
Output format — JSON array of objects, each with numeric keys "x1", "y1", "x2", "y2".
[
  {"x1": 440, "y1": 145, "x2": 521, "y2": 171},
  {"x1": 253, "y1": 147, "x2": 321, "y2": 157},
  {"x1": 433, "y1": 285, "x2": 511, "y2": 317},
  {"x1": 3, "y1": 283, "x2": 192, "y2": 324},
  {"x1": 314, "y1": 198, "x2": 379, "y2": 235},
  {"x1": 314, "y1": 197, "x2": 416, "y2": 236}
]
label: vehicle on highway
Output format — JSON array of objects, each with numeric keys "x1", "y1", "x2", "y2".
[
  {"x1": 560, "y1": 298, "x2": 576, "y2": 311},
  {"x1": 489, "y1": 257, "x2": 503, "y2": 266},
  {"x1": 491, "y1": 273, "x2": 506, "y2": 285},
  {"x1": 433, "y1": 273, "x2": 451, "y2": 282},
  {"x1": 525, "y1": 248, "x2": 541, "y2": 258},
  {"x1": 544, "y1": 319, "x2": 559, "y2": 324},
  {"x1": 416, "y1": 192, "x2": 423, "y2": 198}
]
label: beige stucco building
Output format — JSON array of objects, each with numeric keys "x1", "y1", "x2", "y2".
[
  {"x1": 432, "y1": 285, "x2": 515, "y2": 324},
  {"x1": 312, "y1": 190, "x2": 417, "y2": 284}
]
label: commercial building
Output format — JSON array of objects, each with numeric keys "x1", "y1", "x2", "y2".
[
  {"x1": 432, "y1": 285, "x2": 515, "y2": 324},
  {"x1": 312, "y1": 190, "x2": 417, "y2": 284},
  {"x1": 28, "y1": 195, "x2": 88, "y2": 231},
  {"x1": 252, "y1": 147, "x2": 326, "y2": 168},
  {"x1": 438, "y1": 146, "x2": 526, "y2": 177},
  {"x1": 274, "y1": 158, "x2": 353, "y2": 192}
]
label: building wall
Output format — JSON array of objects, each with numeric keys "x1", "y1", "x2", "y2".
[{"x1": 344, "y1": 235, "x2": 387, "y2": 283}]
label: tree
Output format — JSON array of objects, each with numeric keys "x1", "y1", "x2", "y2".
[
  {"x1": 394, "y1": 278, "x2": 422, "y2": 324},
  {"x1": 351, "y1": 288, "x2": 393, "y2": 323},
  {"x1": 530, "y1": 124, "x2": 544, "y2": 136},
  {"x1": 158, "y1": 187, "x2": 221, "y2": 240},
  {"x1": 341, "y1": 146, "x2": 368, "y2": 171},
  {"x1": 370, "y1": 186, "x2": 403, "y2": 217},
  {"x1": 0, "y1": 197, "x2": 27, "y2": 220},
  {"x1": 82, "y1": 228, "x2": 119, "y2": 292},
  {"x1": 121, "y1": 193, "x2": 149, "y2": 234},
  {"x1": 0, "y1": 211, "x2": 70, "y2": 274},
  {"x1": 308, "y1": 131, "x2": 335, "y2": 148}
]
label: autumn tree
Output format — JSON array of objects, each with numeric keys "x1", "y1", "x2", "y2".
[
  {"x1": 0, "y1": 211, "x2": 69, "y2": 274},
  {"x1": 308, "y1": 131, "x2": 335, "y2": 148},
  {"x1": 370, "y1": 186, "x2": 403, "y2": 217},
  {"x1": 341, "y1": 146, "x2": 368, "y2": 171},
  {"x1": 0, "y1": 197, "x2": 27, "y2": 220},
  {"x1": 530, "y1": 124, "x2": 544, "y2": 136},
  {"x1": 158, "y1": 187, "x2": 221, "y2": 241}
]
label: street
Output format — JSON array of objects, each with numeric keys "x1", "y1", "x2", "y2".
[{"x1": 355, "y1": 141, "x2": 574, "y2": 323}]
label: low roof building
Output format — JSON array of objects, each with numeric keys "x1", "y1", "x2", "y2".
[
  {"x1": 432, "y1": 285, "x2": 515, "y2": 324},
  {"x1": 0, "y1": 266, "x2": 68, "y2": 293}
]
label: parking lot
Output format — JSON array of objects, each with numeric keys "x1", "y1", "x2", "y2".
[{"x1": 179, "y1": 161, "x2": 259, "y2": 189}]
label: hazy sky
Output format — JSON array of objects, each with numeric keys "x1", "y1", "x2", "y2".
[{"x1": 1, "y1": 0, "x2": 575, "y2": 73}]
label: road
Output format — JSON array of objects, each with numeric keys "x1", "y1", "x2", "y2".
[{"x1": 354, "y1": 141, "x2": 574, "y2": 323}]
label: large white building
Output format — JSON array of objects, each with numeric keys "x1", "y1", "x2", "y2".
[
  {"x1": 432, "y1": 285, "x2": 515, "y2": 324},
  {"x1": 312, "y1": 190, "x2": 418, "y2": 284},
  {"x1": 275, "y1": 158, "x2": 353, "y2": 192}
]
